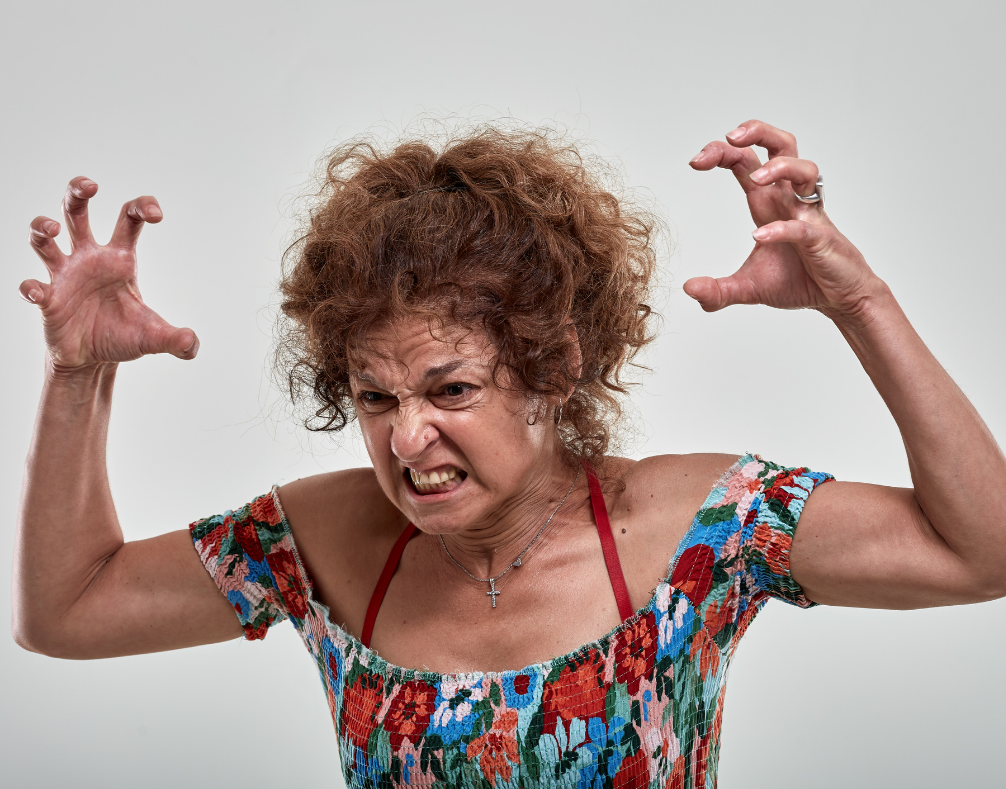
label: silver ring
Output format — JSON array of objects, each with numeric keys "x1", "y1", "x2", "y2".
[{"x1": 793, "y1": 175, "x2": 824, "y2": 209}]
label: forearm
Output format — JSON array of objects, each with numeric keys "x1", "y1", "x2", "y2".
[
  {"x1": 13, "y1": 360, "x2": 124, "y2": 651},
  {"x1": 832, "y1": 283, "x2": 1006, "y2": 589}
]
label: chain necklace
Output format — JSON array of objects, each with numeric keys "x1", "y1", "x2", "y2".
[{"x1": 439, "y1": 467, "x2": 580, "y2": 608}]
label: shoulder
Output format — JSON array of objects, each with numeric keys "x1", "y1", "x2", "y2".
[
  {"x1": 607, "y1": 453, "x2": 743, "y2": 518},
  {"x1": 276, "y1": 468, "x2": 408, "y2": 578}
]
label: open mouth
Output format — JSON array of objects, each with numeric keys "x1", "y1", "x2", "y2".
[{"x1": 405, "y1": 464, "x2": 468, "y2": 496}]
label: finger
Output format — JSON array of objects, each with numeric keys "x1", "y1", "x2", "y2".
[
  {"x1": 62, "y1": 176, "x2": 99, "y2": 249},
  {"x1": 749, "y1": 156, "x2": 820, "y2": 198},
  {"x1": 19, "y1": 278, "x2": 51, "y2": 307},
  {"x1": 108, "y1": 196, "x2": 163, "y2": 249},
  {"x1": 752, "y1": 219, "x2": 827, "y2": 247},
  {"x1": 689, "y1": 141, "x2": 764, "y2": 193},
  {"x1": 28, "y1": 216, "x2": 67, "y2": 269},
  {"x1": 138, "y1": 310, "x2": 199, "y2": 360},
  {"x1": 725, "y1": 120, "x2": 798, "y2": 160},
  {"x1": 682, "y1": 275, "x2": 760, "y2": 313}
]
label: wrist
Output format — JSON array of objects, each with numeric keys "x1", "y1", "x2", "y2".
[
  {"x1": 819, "y1": 277, "x2": 898, "y2": 333},
  {"x1": 44, "y1": 356, "x2": 118, "y2": 387}
]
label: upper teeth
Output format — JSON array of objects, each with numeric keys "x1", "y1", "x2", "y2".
[{"x1": 411, "y1": 466, "x2": 459, "y2": 487}]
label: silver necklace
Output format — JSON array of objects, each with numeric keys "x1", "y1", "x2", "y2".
[{"x1": 439, "y1": 467, "x2": 580, "y2": 608}]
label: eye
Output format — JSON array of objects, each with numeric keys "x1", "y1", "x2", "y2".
[
  {"x1": 431, "y1": 382, "x2": 476, "y2": 406},
  {"x1": 360, "y1": 391, "x2": 385, "y2": 403}
]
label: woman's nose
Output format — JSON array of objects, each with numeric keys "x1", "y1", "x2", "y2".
[{"x1": 389, "y1": 403, "x2": 438, "y2": 462}]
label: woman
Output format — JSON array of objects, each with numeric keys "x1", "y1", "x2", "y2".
[{"x1": 13, "y1": 120, "x2": 1006, "y2": 789}]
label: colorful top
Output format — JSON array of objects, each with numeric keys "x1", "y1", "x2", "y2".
[{"x1": 190, "y1": 454, "x2": 832, "y2": 789}]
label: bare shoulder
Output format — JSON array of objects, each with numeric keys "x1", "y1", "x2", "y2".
[
  {"x1": 277, "y1": 468, "x2": 407, "y2": 579},
  {"x1": 613, "y1": 453, "x2": 742, "y2": 516}
]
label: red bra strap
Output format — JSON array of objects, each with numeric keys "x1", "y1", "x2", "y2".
[
  {"x1": 362, "y1": 522, "x2": 418, "y2": 648},
  {"x1": 583, "y1": 461, "x2": 634, "y2": 623}
]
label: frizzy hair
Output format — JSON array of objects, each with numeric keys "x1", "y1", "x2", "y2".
[{"x1": 277, "y1": 121, "x2": 661, "y2": 466}]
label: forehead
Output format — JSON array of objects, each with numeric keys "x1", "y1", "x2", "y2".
[{"x1": 351, "y1": 318, "x2": 494, "y2": 383}]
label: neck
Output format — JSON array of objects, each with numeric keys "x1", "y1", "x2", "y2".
[{"x1": 440, "y1": 459, "x2": 584, "y2": 578}]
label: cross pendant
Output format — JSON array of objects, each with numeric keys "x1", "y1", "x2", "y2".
[{"x1": 487, "y1": 578, "x2": 501, "y2": 608}]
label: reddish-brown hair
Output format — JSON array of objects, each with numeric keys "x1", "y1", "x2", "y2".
[{"x1": 278, "y1": 123, "x2": 659, "y2": 465}]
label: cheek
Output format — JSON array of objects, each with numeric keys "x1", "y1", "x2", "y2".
[{"x1": 359, "y1": 417, "x2": 393, "y2": 465}]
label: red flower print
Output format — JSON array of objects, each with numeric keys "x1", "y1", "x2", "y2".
[
  {"x1": 669, "y1": 755, "x2": 686, "y2": 789},
  {"x1": 670, "y1": 544, "x2": 716, "y2": 606},
  {"x1": 752, "y1": 522, "x2": 792, "y2": 577},
  {"x1": 191, "y1": 520, "x2": 227, "y2": 559},
  {"x1": 250, "y1": 494, "x2": 283, "y2": 527},
  {"x1": 266, "y1": 548, "x2": 309, "y2": 619},
  {"x1": 341, "y1": 673, "x2": 384, "y2": 749},
  {"x1": 243, "y1": 620, "x2": 269, "y2": 641},
  {"x1": 613, "y1": 747, "x2": 649, "y2": 789},
  {"x1": 702, "y1": 584, "x2": 738, "y2": 639},
  {"x1": 614, "y1": 612, "x2": 657, "y2": 695},
  {"x1": 382, "y1": 679, "x2": 438, "y2": 749},
  {"x1": 513, "y1": 674, "x2": 530, "y2": 695},
  {"x1": 542, "y1": 650, "x2": 607, "y2": 730},
  {"x1": 233, "y1": 519, "x2": 265, "y2": 563},
  {"x1": 688, "y1": 627, "x2": 720, "y2": 679},
  {"x1": 466, "y1": 709, "x2": 520, "y2": 787},
  {"x1": 763, "y1": 471, "x2": 801, "y2": 508}
]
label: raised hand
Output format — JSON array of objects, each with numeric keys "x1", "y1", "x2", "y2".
[
  {"x1": 21, "y1": 177, "x2": 198, "y2": 369},
  {"x1": 684, "y1": 120, "x2": 882, "y2": 320}
]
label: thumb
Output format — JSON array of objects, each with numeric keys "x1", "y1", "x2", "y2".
[
  {"x1": 139, "y1": 310, "x2": 200, "y2": 360},
  {"x1": 683, "y1": 275, "x2": 757, "y2": 313}
]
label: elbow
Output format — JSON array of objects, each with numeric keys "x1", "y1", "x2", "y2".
[
  {"x1": 963, "y1": 572, "x2": 1006, "y2": 604},
  {"x1": 11, "y1": 611, "x2": 82, "y2": 660}
]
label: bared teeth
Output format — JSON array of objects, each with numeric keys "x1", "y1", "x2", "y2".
[{"x1": 409, "y1": 464, "x2": 464, "y2": 493}]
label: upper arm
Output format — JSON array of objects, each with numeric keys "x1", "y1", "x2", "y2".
[
  {"x1": 41, "y1": 528, "x2": 243, "y2": 659},
  {"x1": 791, "y1": 481, "x2": 989, "y2": 609}
]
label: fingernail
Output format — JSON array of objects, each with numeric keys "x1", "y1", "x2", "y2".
[
  {"x1": 80, "y1": 179, "x2": 95, "y2": 189},
  {"x1": 752, "y1": 227, "x2": 771, "y2": 241},
  {"x1": 44, "y1": 221, "x2": 59, "y2": 235},
  {"x1": 27, "y1": 289, "x2": 40, "y2": 303},
  {"x1": 689, "y1": 149, "x2": 706, "y2": 164},
  {"x1": 750, "y1": 168, "x2": 768, "y2": 183},
  {"x1": 726, "y1": 127, "x2": 746, "y2": 142},
  {"x1": 146, "y1": 205, "x2": 162, "y2": 220}
]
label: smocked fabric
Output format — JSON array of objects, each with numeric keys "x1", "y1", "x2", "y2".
[{"x1": 190, "y1": 454, "x2": 832, "y2": 788}]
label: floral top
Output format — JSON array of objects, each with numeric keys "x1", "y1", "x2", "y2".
[{"x1": 190, "y1": 454, "x2": 832, "y2": 789}]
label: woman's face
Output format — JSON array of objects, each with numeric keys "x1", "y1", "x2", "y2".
[{"x1": 351, "y1": 317, "x2": 563, "y2": 535}]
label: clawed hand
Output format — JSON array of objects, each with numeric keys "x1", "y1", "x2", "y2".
[
  {"x1": 21, "y1": 177, "x2": 198, "y2": 369},
  {"x1": 684, "y1": 119, "x2": 883, "y2": 319}
]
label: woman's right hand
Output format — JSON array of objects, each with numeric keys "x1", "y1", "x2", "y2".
[{"x1": 21, "y1": 176, "x2": 198, "y2": 369}]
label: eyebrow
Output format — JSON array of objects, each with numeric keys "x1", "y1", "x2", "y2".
[{"x1": 352, "y1": 359, "x2": 470, "y2": 388}]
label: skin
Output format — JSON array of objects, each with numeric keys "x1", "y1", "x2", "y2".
[{"x1": 12, "y1": 120, "x2": 1006, "y2": 673}]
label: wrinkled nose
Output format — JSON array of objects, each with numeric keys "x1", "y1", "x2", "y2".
[{"x1": 390, "y1": 402, "x2": 438, "y2": 463}]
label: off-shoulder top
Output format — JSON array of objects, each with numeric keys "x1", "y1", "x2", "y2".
[{"x1": 189, "y1": 454, "x2": 832, "y2": 789}]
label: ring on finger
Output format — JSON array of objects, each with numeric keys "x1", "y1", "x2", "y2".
[{"x1": 793, "y1": 175, "x2": 825, "y2": 209}]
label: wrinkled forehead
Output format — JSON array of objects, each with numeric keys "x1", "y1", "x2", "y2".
[{"x1": 349, "y1": 317, "x2": 496, "y2": 387}]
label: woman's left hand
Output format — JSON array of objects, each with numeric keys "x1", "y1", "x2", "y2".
[{"x1": 685, "y1": 120, "x2": 883, "y2": 321}]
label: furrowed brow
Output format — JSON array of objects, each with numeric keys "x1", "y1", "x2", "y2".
[{"x1": 421, "y1": 360, "x2": 467, "y2": 383}]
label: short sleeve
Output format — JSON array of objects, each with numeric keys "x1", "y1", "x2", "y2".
[
  {"x1": 189, "y1": 489, "x2": 310, "y2": 640},
  {"x1": 669, "y1": 454, "x2": 833, "y2": 646}
]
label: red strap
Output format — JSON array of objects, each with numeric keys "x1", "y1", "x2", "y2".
[
  {"x1": 362, "y1": 523, "x2": 417, "y2": 648},
  {"x1": 361, "y1": 465, "x2": 633, "y2": 647},
  {"x1": 583, "y1": 461, "x2": 634, "y2": 623}
]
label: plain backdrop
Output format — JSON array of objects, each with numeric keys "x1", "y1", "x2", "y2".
[{"x1": 3, "y1": 1, "x2": 1004, "y2": 787}]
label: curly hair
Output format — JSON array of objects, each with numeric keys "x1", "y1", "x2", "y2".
[{"x1": 277, "y1": 122, "x2": 660, "y2": 466}]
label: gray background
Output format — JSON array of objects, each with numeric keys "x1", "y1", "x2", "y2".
[{"x1": 2, "y1": 1, "x2": 1004, "y2": 786}]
